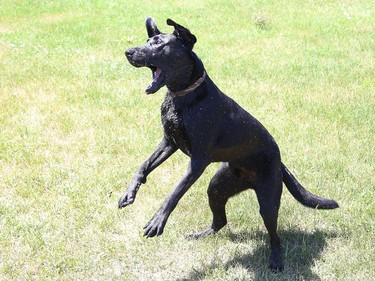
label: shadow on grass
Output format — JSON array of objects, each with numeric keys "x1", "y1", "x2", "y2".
[{"x1": 179, "y1": 229, "x2": 338, "y2": 281}]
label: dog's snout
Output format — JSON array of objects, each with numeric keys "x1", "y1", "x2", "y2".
[
  {"x1": 125, "y1": 47, "x2": 146, "y2": 68},
  {"x1": 125, "y1": 48, "x2": 135, "y2": 58}
]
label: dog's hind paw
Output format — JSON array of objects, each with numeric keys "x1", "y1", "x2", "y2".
[
  {"x1": 269, "y1": 262, "x2": 284, "y2": 273},
  {"x1": 269, "y1": 251, "x2": 284, "y2": 272},
  {"x1": 186, "y1": 227, "x2": 216, "y2": 240}
]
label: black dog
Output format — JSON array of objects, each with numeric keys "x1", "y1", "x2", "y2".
[{"x1": 120, "y1": 17, "x2": 338, "y2": 271}]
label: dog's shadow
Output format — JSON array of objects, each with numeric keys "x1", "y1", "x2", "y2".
[{"x1": 179, "y1": 229, "x2": 337, "y2": 280}]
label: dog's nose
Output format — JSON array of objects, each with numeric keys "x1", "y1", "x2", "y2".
[{"x1": 125, "y1": 48, "x2": 135, "y2": 57}]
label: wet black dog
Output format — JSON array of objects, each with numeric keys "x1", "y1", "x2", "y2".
[{"x1": 120, "y1": 17, "x2": 338, "y2": 271}]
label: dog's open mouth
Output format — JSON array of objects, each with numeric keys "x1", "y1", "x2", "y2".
[{"x1": 146, "y1": 66, "x2": 166, "y2": 94}]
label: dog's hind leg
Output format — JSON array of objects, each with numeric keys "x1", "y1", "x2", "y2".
[
  {"x1": 254, "y1": 167, "x2": 284, "y2": 272},
  {"x1": 188, "y1": 162, "x2": 249, "y2": 239}
]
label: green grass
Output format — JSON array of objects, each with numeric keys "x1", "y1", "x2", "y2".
[{"x1": 0, "y1": 0, "x2": 374, "y2": 280}]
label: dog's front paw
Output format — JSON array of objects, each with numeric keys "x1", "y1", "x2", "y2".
[
  {"x1": 118, "y1": 182, "x2": 142, "y2": 209},
  {"x1": 143, "y1": 212, "x2": 166, "y2": 238},
  {"x1": 118, "y1": 189, "x2": 137, "y2": 209}
]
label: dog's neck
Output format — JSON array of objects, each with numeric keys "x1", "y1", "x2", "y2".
[
  {"x1": 169, "y1": 71, "x2": 206, "y2": 98},
  {"x1": 168, "y1": 52, "x2": 206, "y2": 98}
]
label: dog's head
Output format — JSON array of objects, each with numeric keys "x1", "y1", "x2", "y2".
[{"x1": 125, "y1": 17, "x2": 197, "y2": 94}]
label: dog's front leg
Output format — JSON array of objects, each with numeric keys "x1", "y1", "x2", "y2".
[
  {"x1": 143, "y1": 157, "x2": 210, "y2": 237},
  {"x1": 118, "y1": 137, "x2": 177, "y2": 209}
]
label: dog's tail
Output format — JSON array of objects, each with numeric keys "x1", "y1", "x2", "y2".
[{"x1": 282, "y1": 163, "x2": 339, "y2": 209}]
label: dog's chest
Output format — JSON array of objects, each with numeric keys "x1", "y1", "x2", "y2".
[{"x1": 161, "y1": 98, "x2": 191, "y2": 155}]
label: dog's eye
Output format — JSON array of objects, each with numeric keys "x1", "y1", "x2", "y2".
[
  {"x1": 147, "y1": 37, "x2": 162, "y2": 46},
  {"x1": 152, "y1": 37, "x2": 162, "y2": 45}
]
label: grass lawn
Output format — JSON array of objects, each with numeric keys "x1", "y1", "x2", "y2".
[{"x1": 0, "y1": 0, "x2": 374, "y2": 280}]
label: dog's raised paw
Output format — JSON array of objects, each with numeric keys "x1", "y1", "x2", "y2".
[{"x1": 118, "y1": 193, "x2": 135, "y2": 209}]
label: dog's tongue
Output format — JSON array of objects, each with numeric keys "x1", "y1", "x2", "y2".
[
  {"x1": 146, "y1": 68, "x2": 164, "y2": 94},
  {"x1": 154, "y1": 68, "x2": 162, "y2": 82}
]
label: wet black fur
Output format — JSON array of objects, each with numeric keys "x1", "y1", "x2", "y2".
[{"x1": 120, "y1": 17, "x2": 339, "y2": 272}]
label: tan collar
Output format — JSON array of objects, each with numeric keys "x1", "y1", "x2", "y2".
[{"x1": 169, "y1": 72, "x2": 206, "y2": 98}]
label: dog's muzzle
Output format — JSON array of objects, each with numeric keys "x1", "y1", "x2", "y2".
[
  {"x1": 125, "y1": 47, "x2": 166, "y2": 94},
  {"x1": 125, "y1": 48, "x2": 146, "y2": 68}
]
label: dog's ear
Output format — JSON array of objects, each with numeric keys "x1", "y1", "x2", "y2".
[
  {"x1": 167, "y1": 19, "x2": 197, "y2": 49},
  {"x1": 145, "y1": 16, "x2": 161, "y2": 38}
]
